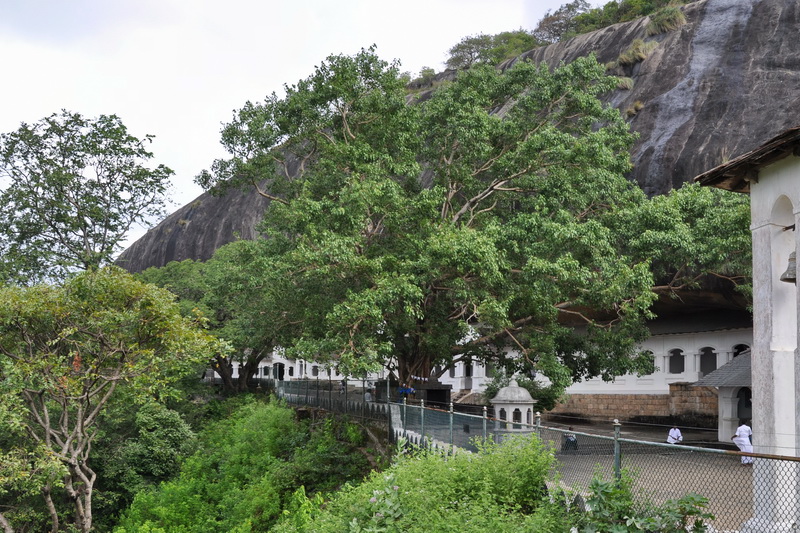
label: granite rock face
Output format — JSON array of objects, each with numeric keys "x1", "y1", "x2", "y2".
[{"x1": 118, "y1": 0, "x2": 800, "y2": 272}]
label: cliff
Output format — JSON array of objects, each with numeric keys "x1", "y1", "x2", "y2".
[{"x1": 118, "y1": 0, "x2": 800, "y2": 273}]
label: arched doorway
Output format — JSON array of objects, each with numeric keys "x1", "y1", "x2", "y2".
[{"x1": 736, "y1": 387, "x2": 752, "y2": 422}]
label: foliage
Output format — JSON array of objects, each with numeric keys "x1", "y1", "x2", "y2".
[
  {"x1": 411, "y1": 66, "x2": 437, "y2": 86},
  {"x1": 0, "y1": 110, "x2": 173, "y2": 285},
  {"x1": 138, "y1": 245, "x2": 293, "y2": 392},
  {"x1": 646, "y1": 6, "x2": 687, "y2": 36},
  {"x1": 577, "y1": 474, "x2": 713, "y2": 532},
  {"x1": 444, "y1": 30, "x2": 545, "y2": 70},
  {"x1": 90, "y1": 401, "x2": 198, "y2": 530},
  {"x1": 611, "y1": 183, "x2": 752, "y2": 297},
  {"x1": 572, "y1": 1, "x2": 693, "y2": 38},
  {"x1": 533, "y1": 0, "x2": 593, "y2": 44},
  {"x1": 115, "y1": 400, "x2": 372, "y2": 533},
  {"x1": 616, "y1": 39, "x2": 659, "y2": 66},
  {"x1": 482, "y1": 368, "x2": 566, "y2": 411},
  {"x1": 616, "y1": 77, "x2": 635, "y2": 90},
  {"x1": 197, "y1": 47, "x2": 659, "y2": 393},
  {"x1": 625, "y1": 100, "x2": 644, "y2": 117},
  {"x1": 273, "y1": 435, "x2": 563, "y2": 533},
  {"x1": 0, "y1": 267, "x2": 221, "y2": 532}
]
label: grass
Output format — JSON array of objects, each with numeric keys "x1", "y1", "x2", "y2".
[
  {"x1": 617, "y1": 39, "x2": 659, "y2": 66},
  {"x1": 646, "y1": 6, "x2": 688, "y2": 36},
  {"x1": 625, "y1": 100, "x2": 645, "y2": 117},
  {"x1": 616, "y1": 77, "x2": 635, "y2": 90}
]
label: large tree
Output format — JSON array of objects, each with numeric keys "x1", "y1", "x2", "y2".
[
  {"x1": 198, "y1": 48, "x2": 657, "y2": 389},
  {"x1": 0, "y1": 267, "x2": 221, "y2": 532},
  {"x1": 138, "y1": 245, "x2": 292, "y2": 393},
  {"x1": 0, "y1": 111, "x2": 173, "y2": 285}
]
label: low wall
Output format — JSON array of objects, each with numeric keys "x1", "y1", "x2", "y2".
[{"x1": 550, "y1": 383, "x2": 718, "y2": 421}]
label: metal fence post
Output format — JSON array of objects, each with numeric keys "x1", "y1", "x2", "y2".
[
  {"x1": 449, "y1": 402, "x2": 454, "y2": 454},
  {"x1": 420, "y1": 399, "x2": 426, "y2": 448},
  {"x1": 482, "y1": 405, "x2": 488, "y2": 442},
  {"x1": 387, "y1": 377, "x2": 391, "y2": 441},
  {"x1": 535, "y1": 411, "x2": 541, "y2": 439},
  {"x1": 613, "y1": 418, "x2": 622, "y2": 482},
  {"x1": 402, "y1": 397, "x2": 407, "y2": 433}
]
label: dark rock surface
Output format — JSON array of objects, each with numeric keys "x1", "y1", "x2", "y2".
[{"x1": 118, "y1": 0, "x2": 800, "y2": 273}]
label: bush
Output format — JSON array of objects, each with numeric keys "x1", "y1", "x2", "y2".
[
  {"x1": 115, "y1": 400, "x2": 371, "y2": 532},
  {"x1": 617, "y1": 39, "x2": 659, "y2": 66},
  {"x1": 576, "y1": 473, "x2": 714, "y2": 532},
  {"x1": 646, "y1": 6, "x2": 687, "y2": 36},
  {"x1": 616, "y1": 77, "x2": 635, "y2": 90},
  {"x1": 273, "y1": 435, "x2": 564, "y2": 532}
]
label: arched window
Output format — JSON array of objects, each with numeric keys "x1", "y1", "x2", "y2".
[
  {"x1": 512, "y1": 408, "x2": 522, "y2": 424},
  {"x1": 499, "y1": 408, "x2": 507, "y2": 421},
  {"x1": 668, "y1": 349, "x2": 685, "y2": 374},
  {"x1": 699, "y1": 347, "x2": 718, "y2": 377},
  {"x1": 288, "y1": 367, "x2": 294, "y2": 377},
  {"x1": 312, "y1": 366, "x2": 319, "y2": 377},
  {"x1": 733, "y1": 344, "x2": 750, "y2": 356},
  {"x1": 449, "y1": 365, "x2": 456, "y2": 378},
  {"x1": 526, "y1": 409, "x2": 532, "y2": 425}
]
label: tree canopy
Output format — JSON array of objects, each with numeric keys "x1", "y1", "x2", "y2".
[
  {"x1": 0, "y1": 267, "x2": 221, "y2": 532},
  {"x1": 197, "y1": 48, "x2": 660, "y2": 390},
  {"x1": 444, "y1": 30, "x2": 547, "y2": 70},
  {"x1": 0, "y1": 111, "x2": 173, "y2": 285}
]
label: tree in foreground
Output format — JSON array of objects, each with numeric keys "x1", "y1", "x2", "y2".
[
  {"x1": 0, "y1": 111, "x2": 173, "y2": 285},
  {"x1": 0, "y1": 267, "x2": 222, "y2": 532},
  {"x1": 198, "y1": 48, "x2": 658, "y2": 391}
]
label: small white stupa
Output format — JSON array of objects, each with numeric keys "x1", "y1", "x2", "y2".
[{"x1": 490, "y1": 379, "x2": 536, "y2": 431}]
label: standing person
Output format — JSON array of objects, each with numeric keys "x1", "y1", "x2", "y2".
[
  {"x1": 667, "y1": 425, "x2": 683, "y2": 444},
  {"x1": 732, "y1": 419, "x2": 754, "y2": 464}
]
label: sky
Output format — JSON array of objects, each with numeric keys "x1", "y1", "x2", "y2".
[{"x1": 0, "y1": 0, "x2": 574, "y2": 246}]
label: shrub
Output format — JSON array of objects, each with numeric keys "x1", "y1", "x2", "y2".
[
  {"x1": 646, "y1": 6, "x2": 688, "y2": 36},
  {"x1": 626, "y1": 100, "x2": 645, "y2": 117},
  {"x1": 617, "y1": 39, "x2": 659, "y2": 66},
  {"x1": 616, "y1": 77, "x2": 635, "y2": 90},
  {"x1": 273, "y1": 435, "x2": 563, "y2": 532},
  {"x1": 577, "y1": 474, "x2": 714, "y2": 532},
  {"x1": 115, "y1": 400, "x2": 371, "y2": 533}
]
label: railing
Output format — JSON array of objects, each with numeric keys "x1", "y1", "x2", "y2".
[{"x1": 271, "y1": 379, "x2": 800, "y2": 533}]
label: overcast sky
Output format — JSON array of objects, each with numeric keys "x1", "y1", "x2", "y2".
[{"x1": 1, "y1": 0, "x2": 576, "y2": 246}]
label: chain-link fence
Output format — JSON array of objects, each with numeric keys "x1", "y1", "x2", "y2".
[{"x1": 272, "y1": 380, "x2": 800, "y2": 533}]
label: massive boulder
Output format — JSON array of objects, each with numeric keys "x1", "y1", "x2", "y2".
[{"x1": 118, "y1": 0, "x2": 800, "y2": 273}]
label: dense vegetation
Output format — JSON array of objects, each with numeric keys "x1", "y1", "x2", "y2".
[
  {"x1": 439, "y1": 0, "x2": 696, "y2": 74},
  {"x1": 115, "y1": 399, "x2": 375, "y2": 532},
  {"x1": 113, "y1": 399, "x2": 713, "y2": 533}
]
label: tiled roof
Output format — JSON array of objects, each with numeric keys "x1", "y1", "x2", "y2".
[{"x1": 693, "y1": 352, "x2": 751, "y2": 388}]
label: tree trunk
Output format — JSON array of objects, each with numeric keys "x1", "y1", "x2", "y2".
[
  {"x1": 41, "y1": 484, "x2": 59, "y2": 533},
  {"x1": 237, "y1": 354, "x2": 266, "y2": 392},
  {"x1": 0, "y1": 512, "x2": 14, "y2": 533},
  {"x1": 212, "y1": 356, "x2": 236, "y2": 392}
]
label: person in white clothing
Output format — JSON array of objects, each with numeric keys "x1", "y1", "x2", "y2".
[
  {"x1": 667, "y1": 425, "x2": 683, "y2": 444},
  {"x1": 732, "y1": 420, "x2": 754, "y2": 464}
]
